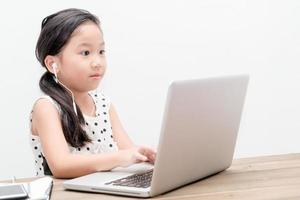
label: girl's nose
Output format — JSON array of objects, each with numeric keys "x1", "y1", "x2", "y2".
[
  {"x1": 91, "y1": 61, "x2": 101, "y2": 69},
  {"x1": 91, "y1": 56, "x2": 104, "y2": 69}
]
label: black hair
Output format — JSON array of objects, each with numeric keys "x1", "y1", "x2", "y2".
[{"x1": 35, "y1": 8, "x2": 100, "y2": 147}]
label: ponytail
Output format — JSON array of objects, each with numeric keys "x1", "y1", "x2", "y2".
[{"x1": 39, "y1": 71, "x2": 91, "y2": 147}]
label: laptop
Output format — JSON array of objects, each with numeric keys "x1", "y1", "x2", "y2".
[{"x1": 63, "y1": 74, "x2": 249, "y2": 197}]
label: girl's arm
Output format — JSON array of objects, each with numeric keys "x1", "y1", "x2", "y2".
[
  {"x1": 32, "y1": 99, "x2": 152, "y2": 178},
  {"x1": 109, "y1": 103, "x2": 156, "y2": 163}
]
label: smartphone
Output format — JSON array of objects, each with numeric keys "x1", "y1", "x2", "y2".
[{"x1": 0, "y1": 184, "x2": 28, "y2": 199}]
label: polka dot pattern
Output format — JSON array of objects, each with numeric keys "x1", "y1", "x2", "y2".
[{"x1": 29, "y1": 91, "x2": 118, "y2": 177}]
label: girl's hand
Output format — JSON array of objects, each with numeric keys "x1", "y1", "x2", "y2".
[
  {"x1": 118, "y1": 146, "x2": 157, "y2": 167},
  {"x1": 137, "y1": 145, "x2": 156, "y2": 165}
]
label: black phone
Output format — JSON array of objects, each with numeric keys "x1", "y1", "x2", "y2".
[{"x1": 0, "y1": 184, "x2": 28, "y2": 199}]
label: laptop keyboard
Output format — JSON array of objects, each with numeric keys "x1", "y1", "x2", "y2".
[{"x1": 105, "y1": 169, "x2": 153, "y2": 188}]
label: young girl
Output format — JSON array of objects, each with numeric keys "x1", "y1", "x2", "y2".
[{"x1": 30, "y1": 8, "x2": 156, "y2": 178}]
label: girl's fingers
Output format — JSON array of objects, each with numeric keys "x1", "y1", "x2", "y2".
[
  {"x1": 138, "y1": 146, "x2": 156, "y2": 156},
  {"x1": 136, "y1": 146, "x2": 157, "y2": 163},
  {"x1": 135, "y1": 152, "x2": 148, "y2": 162}
]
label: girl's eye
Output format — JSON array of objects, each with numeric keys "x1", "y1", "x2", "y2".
[
  {"x1": 100, "y1": 50, "x2": 106, "y2": 55},
  {"x1": 80, "y1": 50, "x2": 90, "y2": 56}
]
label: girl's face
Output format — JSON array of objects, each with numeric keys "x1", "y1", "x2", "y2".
[{"x1": 56, "y1": 21, "x2": 106, "y2": 93}]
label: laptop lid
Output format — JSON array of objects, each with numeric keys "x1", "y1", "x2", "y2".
[{"x1": 149, "y1": 74, "x2": 249, "y2": 196}]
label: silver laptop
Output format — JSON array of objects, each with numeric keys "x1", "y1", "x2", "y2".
[{"x1": 64, "y1": 74, "x2": 249, "y2": 197}]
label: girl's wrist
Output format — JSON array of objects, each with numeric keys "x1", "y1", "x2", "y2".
[
  {"x1": 94, "y1": 151, "x2": 124, "y2": 171},
  {"x1": 115, "y1": 150, "x2": 125, "y2": 166}
]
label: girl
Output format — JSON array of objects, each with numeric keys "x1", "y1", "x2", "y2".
[{"x1": 30, "y1": 8, "x2": 156, "y2": 178}]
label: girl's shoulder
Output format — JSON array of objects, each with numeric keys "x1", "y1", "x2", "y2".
[
  {"x1": 32, "y1": 95, "x2": 62, "y2": 114},
  {"x1": 30, "y1": 95, "x2": 62, "y2": 136}
]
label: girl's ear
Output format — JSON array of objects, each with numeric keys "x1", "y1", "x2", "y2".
[{"x1": 44, "y1": 55, "x2": 59, "y2": 74}]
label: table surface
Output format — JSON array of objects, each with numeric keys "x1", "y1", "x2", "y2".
[{"x1": 3, "y1": 153, "x2": 300, "y2": 200}]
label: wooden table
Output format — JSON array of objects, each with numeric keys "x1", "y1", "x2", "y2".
[{"x1": 4, "y1": 153, "x2": 300, "y2": 199}]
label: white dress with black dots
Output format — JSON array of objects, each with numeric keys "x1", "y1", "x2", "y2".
[{"x1": 29, "y1": 91, "x2": 118, "y2": 177}]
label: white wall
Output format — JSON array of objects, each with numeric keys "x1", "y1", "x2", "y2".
[{"x1": 0, "y1": 0, "x2": 299, "y2": 180}]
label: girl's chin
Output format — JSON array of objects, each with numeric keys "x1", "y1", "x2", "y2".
[
  {"x1": 89, "y1": 82, "x2": 101, "y2": 90},
  {"x1": 76, "y1": 80, "x2": 102, "y2": 92}
]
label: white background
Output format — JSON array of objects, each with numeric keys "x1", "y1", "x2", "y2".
[{"x1": 0, "y1": 0, "x2": 299, "y2": 180}]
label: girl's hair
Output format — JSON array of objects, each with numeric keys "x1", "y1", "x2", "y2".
[{"x1": 35, "y1": 8, "x2": 100, "y2": 147}]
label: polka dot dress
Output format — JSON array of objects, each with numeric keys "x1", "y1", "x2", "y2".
[{"x1": 29, "y1": 91, "x2": 118, "y2": 177}]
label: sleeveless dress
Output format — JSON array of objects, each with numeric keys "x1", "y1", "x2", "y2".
[{"x1": 29, "y1": 91, "x2": 118, "y2": 176}]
